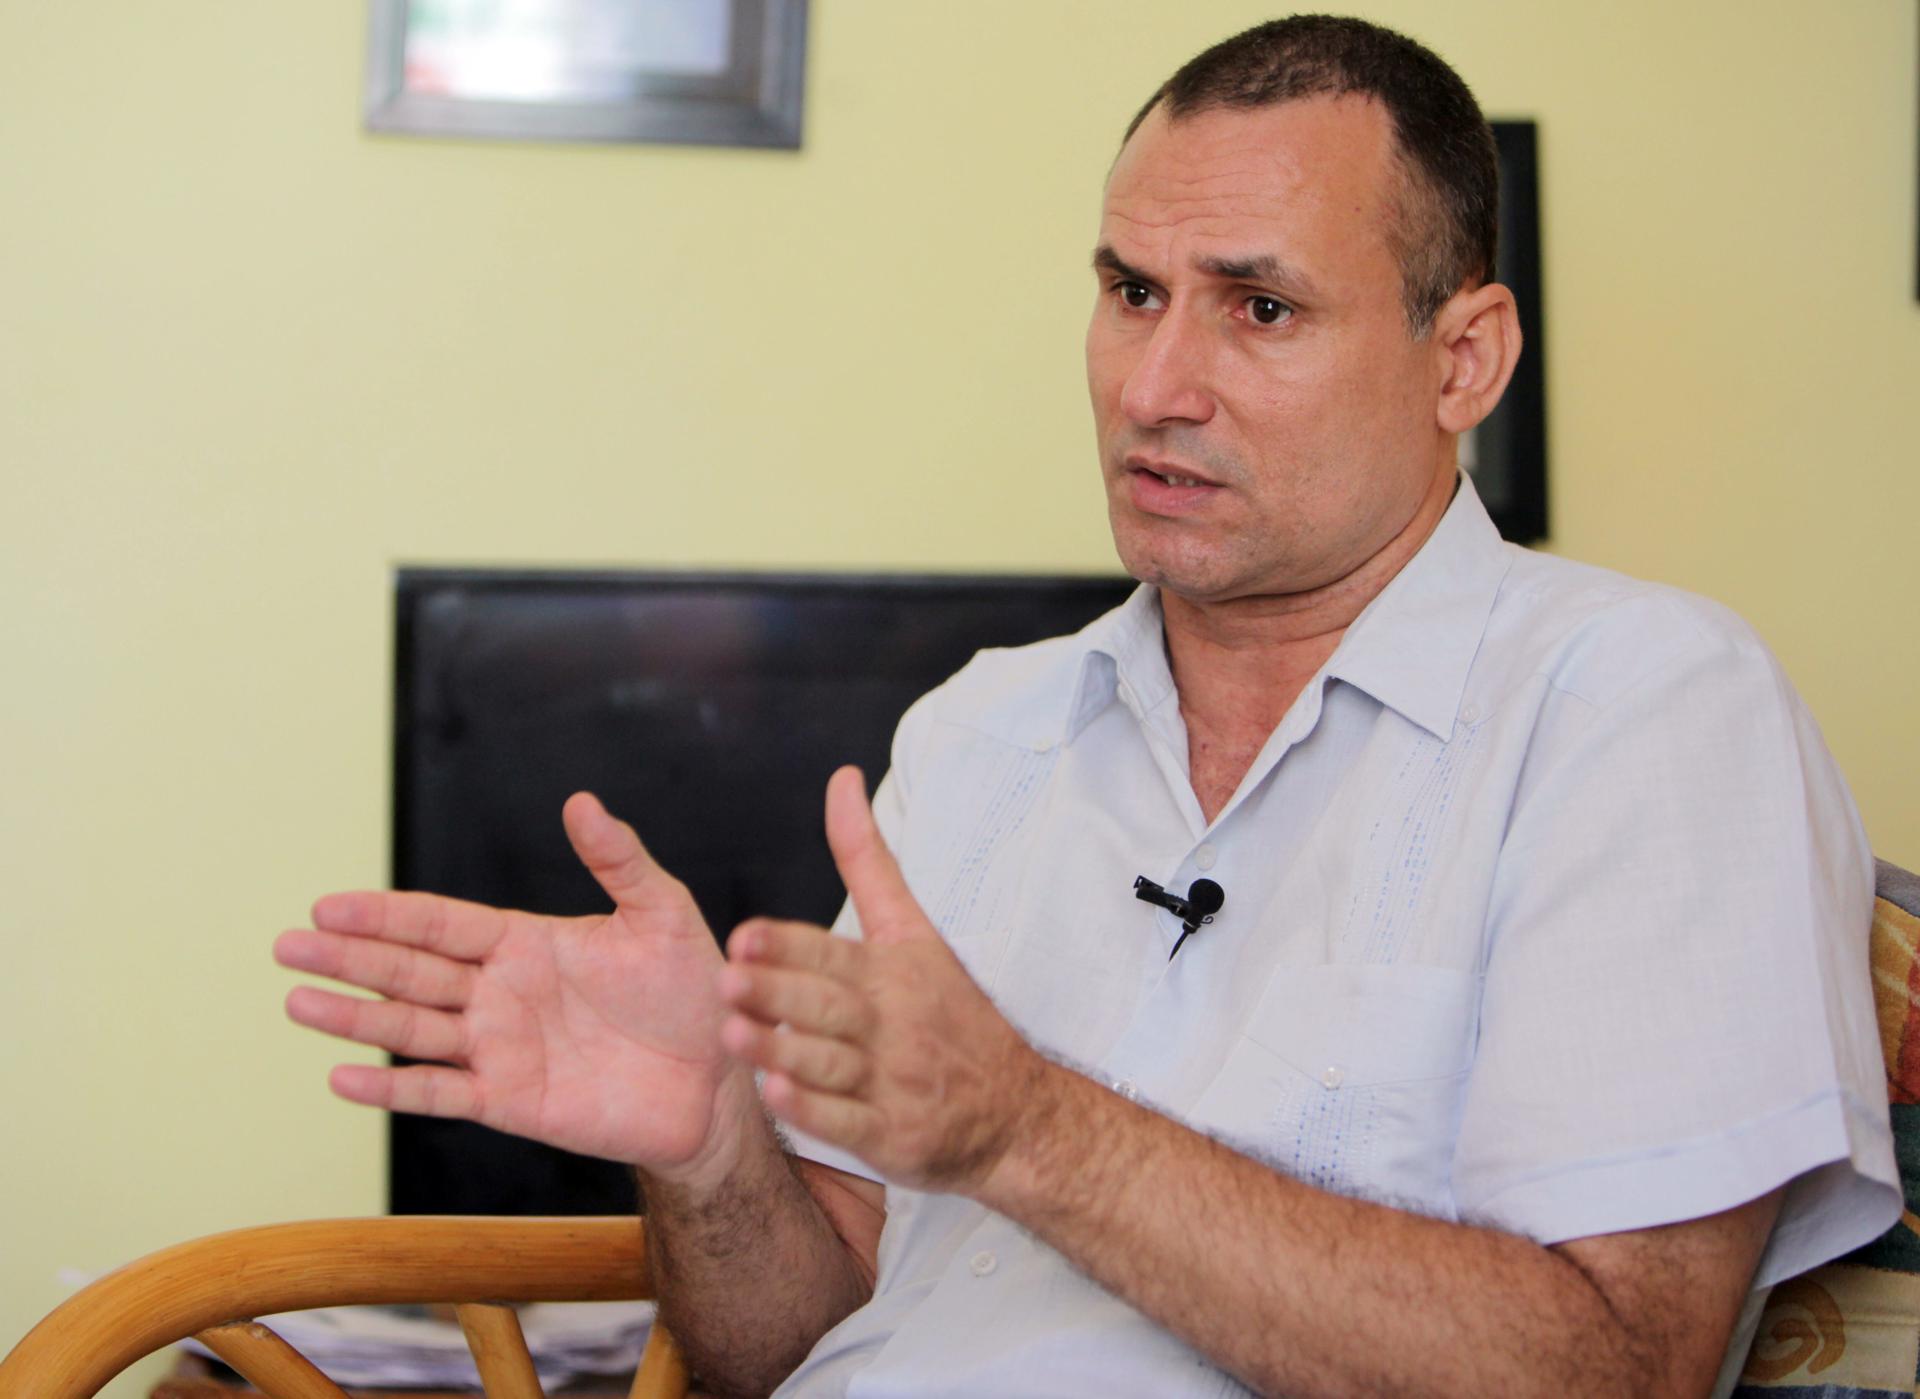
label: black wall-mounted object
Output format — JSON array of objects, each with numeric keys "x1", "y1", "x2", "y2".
[
  {"x1": 1474, "y1": 119, "x2": 1549, "y2": 544},
  {"x1": 389, "y1": 570, "x2": 1136, "y2": 1217}
]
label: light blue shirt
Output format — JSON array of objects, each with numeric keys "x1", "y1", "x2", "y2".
[{"x1": 777, "y1": 476, "x2": 1898, "y2": 1398}]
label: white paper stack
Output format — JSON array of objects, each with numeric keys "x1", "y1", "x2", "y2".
[{"x1": 175, "y1": 1299, "x2": 655, "y2": 1389}]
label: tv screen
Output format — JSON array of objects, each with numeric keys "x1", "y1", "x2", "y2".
[{"x1": 390, "y1": 569, "x2": 1136, "y2": 1216}]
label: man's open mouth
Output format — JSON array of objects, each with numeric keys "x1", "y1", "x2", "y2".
[{"x1": 1131, "y1": 463, "x2": 1218, "y2": 489}]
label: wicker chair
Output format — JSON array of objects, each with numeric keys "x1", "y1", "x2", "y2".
[{"x1": 0, "y1": 1215, "x2": 687, "y2": 1399}]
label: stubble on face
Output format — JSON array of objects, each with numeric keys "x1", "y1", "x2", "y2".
[{"x1": 1085, "y1": 97, "x2": 1452, "y2": 617}]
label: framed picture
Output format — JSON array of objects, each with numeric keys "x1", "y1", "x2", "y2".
[{"x1": 364, "y1": 0, "x2": 809, "y2": 149}]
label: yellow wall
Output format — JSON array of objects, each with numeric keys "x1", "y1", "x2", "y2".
[{"x1": 2, "y1": 3, "x2": 1914, "y2": 1390}]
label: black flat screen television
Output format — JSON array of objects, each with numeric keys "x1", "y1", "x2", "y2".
[{"x1": 389, "y1": 569, "x2": 1137, "y2": 1216}]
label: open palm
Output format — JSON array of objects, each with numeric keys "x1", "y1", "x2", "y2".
[{"x1": 276, "y1": 792, "x2": 748, "y2": 1170}]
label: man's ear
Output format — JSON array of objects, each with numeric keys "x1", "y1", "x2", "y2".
[{"x1": 1432, "y1": 282, "x2": 1521, "y2": 436}]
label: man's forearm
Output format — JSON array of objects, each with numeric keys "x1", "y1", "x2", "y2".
[
  {"x1": 976, "y1": 1062, "x2": 1763, "y2": 1399},
  {"x1": 642, "y1": 1106, "x2": 874, "y2": 1399}
]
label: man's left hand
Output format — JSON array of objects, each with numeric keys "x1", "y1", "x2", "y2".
[{"x1": 717, "y1": 765, "x2": 1051, "y2": 1194}]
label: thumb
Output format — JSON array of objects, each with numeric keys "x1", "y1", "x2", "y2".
[
  {"x1": 561, "y1": 792, "x2": 684, "y2": 916},
  {"x1": 824, "y1": 766, "x2": 931, "y2": 945}
]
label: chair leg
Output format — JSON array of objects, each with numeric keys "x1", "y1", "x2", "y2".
[
  {"x1": 630, "y1": 1320, "x2": 690, "y2": 1399},
  {"x1": 456, "y1": 1302, "x2": 546, "y2": 1399}
]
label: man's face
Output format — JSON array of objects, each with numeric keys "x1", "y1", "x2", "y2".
[{"x1": 1086, "y1": 96, "x2": 1452, "y2": 604}]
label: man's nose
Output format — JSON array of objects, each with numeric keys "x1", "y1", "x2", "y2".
[{"x1": 1119, "y1": 310, "x2": 1216, "y2": 428}]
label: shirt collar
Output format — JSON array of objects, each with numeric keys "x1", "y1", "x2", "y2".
[
  {"x1": 1061, "y1": 472, "x2": 1512, "y2": 747},
  {"x1": 1062, "y1": 583, "x2": 1170, "y2": 744},
  {"x1": 1322, "y1": 471, "x2": 1513, "y2": 740}
]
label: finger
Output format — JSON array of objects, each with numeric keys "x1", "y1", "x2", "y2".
[
  {"x1": 286, "y1": 985, "x2": 467, "y2": 1063},
  {"x1": 718, "y1": 963, "x2": 874, "y2": 1041},
  {"x1": 720, "y1": 1014, "x2": 869, "y2": 1094},
  {"x1": 311, "y1": 890, "x2": 508, "y2": 962},
  {"x1": 561, "y1": 792, "x2": 689, "y2": 917},
  {"x1": 276, "y1": 929, "x2": 476, "y2": 1010},
  {"x1": 762, "y1": 1073, "x2": 884, "y2": 1157},
  {"x1": 329, "y1": 1062, "x2": 482, "y2": 1120},
  {"x1": 728, "y1": 917, "x2": 862, "y2": 980},
  {"x1": 822, "y1": 766, "x2": 930, "y2": 945}
]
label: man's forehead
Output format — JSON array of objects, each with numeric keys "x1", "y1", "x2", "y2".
[
  {"x1": 1098, "y1": 95, "x2": 1400, "y2": 269},
  {"x1": 1109, "y1": 95, "x2": 1394, "y2": 198}
]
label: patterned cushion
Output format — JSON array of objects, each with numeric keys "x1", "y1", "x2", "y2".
[{"x1": 1735, "y1": 863, "x2": 1920, "y2": 1396}]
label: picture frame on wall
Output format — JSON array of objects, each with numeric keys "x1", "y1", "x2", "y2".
[{"x1": 364, "y1": 0, "x2": 809, "y2": 149}]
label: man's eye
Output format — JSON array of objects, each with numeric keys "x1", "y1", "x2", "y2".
[
  {"x1": 1118, "y1": 282, "x2": 1155, "y2": 309},
  {"x1": 1247, "y1": 295, "x2": 1291, "y2": 325}
]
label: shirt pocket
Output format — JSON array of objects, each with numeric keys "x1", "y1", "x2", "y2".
[{"x1": 1185, "y1": 963, "x2": 1481, "y2": 1218}]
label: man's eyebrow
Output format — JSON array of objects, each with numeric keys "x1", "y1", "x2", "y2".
[
  {"x1": 1091, "y1": 245, "x2": 1150, "y2": 283},
  {"x1": 1091, "y1": 245, "x2": 1319, "y2": 300},
  {"x1": 1197, "y1": 252, "x2": 1318, "y2": 299}
]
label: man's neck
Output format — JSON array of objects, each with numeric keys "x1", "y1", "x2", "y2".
[{"x1": 1163, "y1": 469, "x2": 1457, "y2": 822}]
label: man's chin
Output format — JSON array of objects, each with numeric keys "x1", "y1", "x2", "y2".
[
  {"x1": 1107, "y1": 510, "x2": 1298, "y2": 604},
  {"x1": 1113, "y1": 546, "x2": 1246, "y2": 607},
  {"x1": 1116, "y1": 537, "x2": 1341, "y2": 610}
]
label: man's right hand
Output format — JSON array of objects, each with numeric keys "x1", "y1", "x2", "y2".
[{"x1": 275, "y1": 792, "x2": 754, "y2": 1181}]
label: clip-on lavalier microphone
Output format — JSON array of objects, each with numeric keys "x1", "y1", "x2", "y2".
[{"x1": 1134, "y1": 875, "x2": 1226, "y2": 960}]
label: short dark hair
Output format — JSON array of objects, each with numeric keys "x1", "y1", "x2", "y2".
[{"x1": 1124, "y1": 15, "x2": 1498, "y2": 337}]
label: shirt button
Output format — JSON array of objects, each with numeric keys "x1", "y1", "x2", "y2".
[
  {"x1": 970, "y1": 1250, "x2": 998, "y2": 1277},
  {"x1": 1320, "y1": 1065, "x2": 1344, "y2": 1090},
  {"x1": 1194, "y1": 844, "x2": 1217, "y2": 871},
  {"x1": 1460, "y1": 703, "x2": 1480, "y2": 724},
  {"x1": 1112, "y1": 1079, "x2": 1138, "y2": 1101}
]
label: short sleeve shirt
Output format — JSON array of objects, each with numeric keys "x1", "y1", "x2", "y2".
[{"x1": 775, "y1": 475, "x2": 1899, "y2": 1399}]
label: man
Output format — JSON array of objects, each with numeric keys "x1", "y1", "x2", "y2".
[{"x1": 275, "y1": 17, "x2": 1896, "y2": 1398}]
